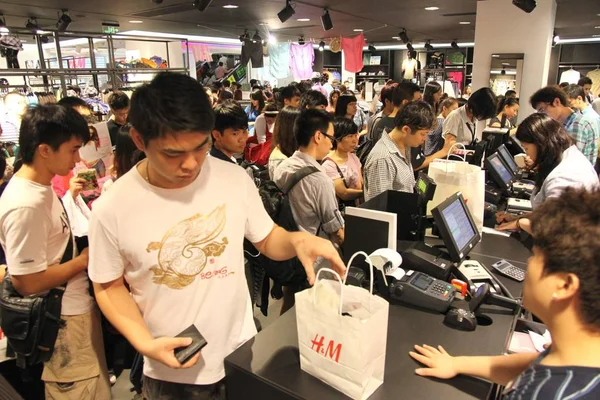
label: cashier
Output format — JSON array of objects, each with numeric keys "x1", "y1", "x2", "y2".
[
  {"x1": 496, "y1": 113, "x2": 598, "y2": 234},
  {"x1": 409, "y1": 187, "x2": 600, "y2": 399}
]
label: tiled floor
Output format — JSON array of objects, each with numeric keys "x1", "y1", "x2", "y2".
[{"x1": 110, "y1": 298, "x2": 283, "y2": 399}]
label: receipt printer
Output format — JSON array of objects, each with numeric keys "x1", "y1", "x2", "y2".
[
  {"x1": 400, "y1": 242, "x2": 453, "y2": 281},
  {"x1": 506, "y1": 198, "x2": 532, "y2": 214}
]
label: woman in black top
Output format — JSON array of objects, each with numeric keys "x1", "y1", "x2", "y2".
[{"x1": 489, "y1": 97, "x2": 519, "y2": 129}]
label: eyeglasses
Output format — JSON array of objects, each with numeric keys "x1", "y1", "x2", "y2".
[
  {"x1": 320, "y1": 131, "x2": 336, "y2": 142},
  {"x1": 536, "y1": 103, "x2": 550, "y2": 114}
]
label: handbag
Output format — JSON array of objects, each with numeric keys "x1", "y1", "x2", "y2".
[{"x1": 0, "y1": 202, "x2": 74, "y2": 369}]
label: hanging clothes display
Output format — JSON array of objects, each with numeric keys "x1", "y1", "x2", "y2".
[
  {"x1": 586, "y1": 68, "x2": 600, "y2": 97},
  {"x1": 341, "y1": 33, "x2": 366, "y2": 73},
  {"x1": 290, "y1": 43, "x2": 315, "y2": 80},
  {"x1": 446, "y1": 71, "x2": 464, "y2": 92},
  {"x1": 559, "y1": 68, "x2": 581, "y2": 84},
  {"x1": 241, "y1": 39, "x2": 264, "y2": 68},
  {"x1": 186, "y1": 43, "x2": 212, "y2": 63},
  {"x1": 268, "y1": 42, "x2": 291, "y2": 79}
]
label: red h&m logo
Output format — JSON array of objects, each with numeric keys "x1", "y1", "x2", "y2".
[{"x1": 311, "y1": 334, "x2": 342, "y2": 363}]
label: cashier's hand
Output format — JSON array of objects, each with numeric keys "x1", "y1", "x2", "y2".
[
  {"x1": 141, "y1": 337, "x2": 201, "y2": 369},
  {"x1": 292, "y1": 232, "x2": 346, "y2": 285},
  {"x1": 496, "y1": 211, "x2": 518, "y2": 224},
  {"x1": 409, "y1": 344, "x2": 459, "y2": 379},
  {"x1": 496, "y1": 219, "x2": 519, "y2": 232}
]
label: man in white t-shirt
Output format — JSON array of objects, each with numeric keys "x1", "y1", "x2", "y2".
[
  {"x1": 88, "y1": 72, "x2": 345, "y2": 399},
  {"x1": 0, "y1": 105, "x2": 110, "y2": 399}
]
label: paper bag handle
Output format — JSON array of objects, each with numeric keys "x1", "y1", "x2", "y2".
[
  {"x1": 447, "y1": 143, "x2": 467, "y2": 162},
  {"x1": 313, "y1": 268, "x2": 345, "y2": 315},
  {"x1": 343, "y1": 251, "x2": 375, "y2": 313}
]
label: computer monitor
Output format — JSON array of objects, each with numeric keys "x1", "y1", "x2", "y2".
[
  {"x1": 431, "y1": 192, "x2": 481, "y2": 263},
  {"x1": 485, "y1": 153, "x2": 514, "y2": 193},
  {"x1": 343, "y1": 207, "x2": 397, "y2": 264},
  {"x1": 482, "y1": 127, "x2": 510, "y2": 155},
  {"x1": 497, "y1": 144, "x2": 519, "y2": 175},
  {"x1": 468, "y1": 140, "x2": 487, "y2": 167},
  {"x1": 360, "y1": 190, "x2": 419, "y2": 241}
]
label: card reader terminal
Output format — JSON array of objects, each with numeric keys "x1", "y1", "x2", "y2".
[
  {"x1": 454, "y1": 260, "x2": 502, "y2": 294},
  {"x1": 389, "y1": 270, "x2": 456, "y2": 313}
]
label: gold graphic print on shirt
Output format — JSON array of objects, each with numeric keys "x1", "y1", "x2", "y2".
[{"x1": 146, "y1": 205, "x2": 229, "y2": 289}]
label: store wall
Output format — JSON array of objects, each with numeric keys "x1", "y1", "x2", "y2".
[{"x1": 472, "y1": 0, "x2": 557, "y2": 124}]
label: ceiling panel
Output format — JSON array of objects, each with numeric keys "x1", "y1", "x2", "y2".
[{"x1": 0, "y1": 0, "x2": 598, "y2": 44}]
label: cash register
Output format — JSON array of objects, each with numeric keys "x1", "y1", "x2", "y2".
[{"x1": 485, "y1": 152, "x2": 533, "y2": 214}]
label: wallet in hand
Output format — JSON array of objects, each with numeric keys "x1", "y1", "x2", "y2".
[{"x1": 174, "y1": 324, "x2": 208, "y2": 364}]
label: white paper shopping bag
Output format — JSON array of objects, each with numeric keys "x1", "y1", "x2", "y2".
[
  {"x1": 426, "y1": 158, "x2": 486, "y2": 232},
  {"x1": 295, "y1": 252, "x2": 389, "y2": 400}
]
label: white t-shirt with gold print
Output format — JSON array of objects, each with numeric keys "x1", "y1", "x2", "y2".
[{"x1": 88, "y1": 156, "x2": 274, "y2": 385}]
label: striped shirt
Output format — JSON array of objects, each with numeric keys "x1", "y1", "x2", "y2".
[
  {"x1": 0, "y1": 118, "x2": 19, "y2": 144},
  {"x1": 364, "y1": 130, "x2": 415, "y2": 201},
  {"x1": 563, "y1": 111, "x2": 598, "y2": 164},
  {"x1": 503, "y1": 350, "x2": 600, "y2": 399}
]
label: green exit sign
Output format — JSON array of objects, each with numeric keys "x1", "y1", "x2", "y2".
[{"x1": 103, "y1": 26, "x2": 119, "y2": 34}]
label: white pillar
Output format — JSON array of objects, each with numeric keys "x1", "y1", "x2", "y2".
[{"x1": 472, "y1": 0, "x2": 557, "y2": 121}]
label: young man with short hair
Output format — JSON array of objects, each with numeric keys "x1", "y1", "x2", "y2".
[
  {"x1": 88, "y1": 73, "x2": 344, "y2": 399},
  {"x1": 273, "y1": 108, "x2": 344, "y2": 245},
  {"x1": 443, "y1": 87, "x2": 498, "y2": 147},
  {"x1": 409, "y1": 187, "x2": 600, "y2": 399},
  {"x1": 371, "y1": 82, "x2": 422, "y2": 143},
  {"x1": 299, "y1": 90, "x2": 328, "y2": 110},
  {"x1": 209, "y1": 100, "x2": 249, "y2": 164},
  {"x1": 107, "y1": 91, "x2": 130, "y2": 146},
  {"x1": 364, "y1": 101, "x2": 435, "y2": 201},
  {"x1": 367, "y1": 83, "x2": 398, "y2": 140},
  {"x1": 0, "y1": 105, "x2": 111, "y2": 399},
  {"x1": 531, "y1": 86, "x2": 598, "y2": 164},
  {"x1": 281, "y1": 85, "x2": 301, "y2": 109}
]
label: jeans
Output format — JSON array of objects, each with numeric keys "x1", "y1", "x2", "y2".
[{"x1": 142, "y1": 375, "x2": 226, "y2": 400}]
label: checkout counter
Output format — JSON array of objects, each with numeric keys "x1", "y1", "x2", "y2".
[{"x1": 225, "y1": 170, "x2": 533, "y2": 399}]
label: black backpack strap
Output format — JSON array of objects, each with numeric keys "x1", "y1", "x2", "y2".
[{"x1": 281, "y1": 166, "x2": 320, "y2": 194}]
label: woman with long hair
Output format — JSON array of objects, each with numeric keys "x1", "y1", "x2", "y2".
[
  {"x1": 322, "y1": 117, "x2": 364, "y2": 209},
  {"x1": 496, "y1": 113, "x2": 598, "y2": 233},
  {"x1": 423, "y1": 81, "x2": 443, "y2": 116},
  {"x1": 489, "y1": 97, "x2": 519, "y2": 129},
  {"x1": 268, "y1": 106, "x2": 301, "y2": 179},
  {"x1": 335, "y1": 94, "x2": 367, "y2": 134},
  {"x1": 246, "y1": 89, "x2": 265, "y2": 123},
  {"x1": 102, "y1": 124, "x2": 146, "y2": 192},
  {"x1": 424, "y1": 97, "x2": 458, "y2": 156},
  {"x1": 327, "y1": 89, "x2": 340, "y2": 113}
]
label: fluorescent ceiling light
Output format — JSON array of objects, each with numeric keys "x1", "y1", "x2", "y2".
[
  {"x1": 129, "y1": 20, "x2": 143, "y2": 24},
  {"x1": 556, "y1": 37, "x2": 600, "y2": 44},
  {"x1": 363, "y1": 42, "x2": 474, "y2": 51},
  {"x1": 459, "y1": 21, "x2": 471, "y2": 25},
  {"x1": 297, "y1": 18, "x2": 310, "y2": 22},
  {"x1": 354, "y1": 29, "x2": 363, "y2": 32},
  {"x1": 425, "y1": 7, "x2": 439, "y2": 11},
  {"x1": 223, "y1": 4, "x2": 238, "y2": 8},
  {"x1": 492, "y1": 54, "x2": 500, "y2": 57},
  {"x1": 491, "y1": 70, "x2": 517, "y2": 75}
]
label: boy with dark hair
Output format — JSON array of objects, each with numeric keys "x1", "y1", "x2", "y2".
[
  {"x1": 281, "y1": 85, "x2": 301, "y2": 109},
  {"x1": 88, "y1": 73, "x2": 344, "y2": 399},
  {"x1": 410, "y1": 187, "x2": 600, "y2": 399},
  {"x1": 107, "y1": 91, "x2": 130, "y2": 146},
  {"x1": 57, "y1": 96, "x2": 92, "y2": 116},
  {"x1": 0, "y1": 105, "x2": 110, "y2": 398},
  {"x1": 443, "y1": 87, "x2": 497, "y2": 147},
  {"x1": 364, "y1": 101, "x2": 435, "y2": 201},
  {"x1": 210, "y1": 100, "x2": 249, "y2": 163},
  {"x1": 371, "y1": 82, "x2": 421, "y2": 143},
  {"x1": 274, "y1": 108, "x2": 344, "y2": 244},
  {"x1": 299, "y1": 90, "x2": 328, "y2": 110},
  {"x1": 531, "y1": 86, "x2": 598, "y2": 164}
]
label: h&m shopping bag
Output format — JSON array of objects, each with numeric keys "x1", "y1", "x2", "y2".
[
  {"x1": 426, "y1": 152, "x2": 486, "y2": 232},
  {"x1": 295, "y1": 252, "x2": 389, "y2": 400}
]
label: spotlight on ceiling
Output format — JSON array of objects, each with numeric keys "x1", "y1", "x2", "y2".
[
  {"x1": 512, "y1": 0, "x2": 536, "y2": 13},
  {"x1": 150, "y1": 0, "x2": 164, "y2": 4},
  {"x1": 193, "y1": 0, "x2": 213, "y2": 12},
  {"x1": 278, "y1": 0, "x2": 295, "y2": 23},
  {"x1": 501, "y1": 67, "x2": 506, "y2": 76},
  {"x1": 399, "y1": 28, "x2": 410, "y2": 44},
  {"x1": 298, "y1": 35, "x2": 305, "y2": 45},
  {"x1": 368, "y1": 43, "x2": 376, "y2": 52},
  {"x1": 25, "y1": 17, "x2": 39, "y2": 31},
  {"x1": 40, "y1": 35, "x2": 49, "y2": 43},
  {"x1": 451, "y1": 40, "x2": 459, "y2": 50},
  {"x1": 321, "y1": 8, "x2": 333, "y2": 31},
  {"x1": 56, "y1": 10, "x2": 72, "y2": 31},
  {"x1": 252, "y1": 30, "x2": 262, "y2": 43},
  {"x1": 318, "y1": 40, "x2": 325, "y2": 51},
  {"x1": 425, "y1": 40, "x2": 434, "y2": 51},
  {"x1": 0, "y1": 15, "x2": 9, "y2": 34},
  {"x1": 407, "y1": 42, "x2": 414, "y2": 52}
]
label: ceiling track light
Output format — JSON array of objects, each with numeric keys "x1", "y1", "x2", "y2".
[
  {"x1": 318, "y1": 40, "x2": 325, "y2": 51},
  {"x1": 193, "y1": 0, "x2": 214, "y2": 12},
  {"x1": 451, "y1": 40, "x2": 459, "y2": 50},
  {"x1": 368, "y1": 43, "x2": 376, "y2": 52},
  {"x1": 399, "y1": 28, "x2": 410, "y2": 44},
  {"x1": 298, "y1": 35, "x2": 305, "y2": 45},
  {"x1": 512, "y1": 0, "x2": 536, "y2": 13},
  {"x1": 278, "y1": 0, "x2": 295, "y2": 23},
  {"x1": 321, "y1": 8, "x2": 333, "y2": 31},
  {"x1": 552, "y1": 31, "x2": 560, "y2": 47},
  {"x1": 56, "y1": 9, "x2": 72, "y2": 31},
  {"x1": 407, "y1": 42, "x2": 414, "y2": 52},
  {"x1": 425, "y1": 40, "x2": 434, "y2": 51}
]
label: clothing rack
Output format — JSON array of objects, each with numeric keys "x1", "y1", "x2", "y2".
[{"x1": 558, "y1": 64, "x2": 600, "y2": 69}]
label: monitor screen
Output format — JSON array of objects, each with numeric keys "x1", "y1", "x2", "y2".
[
  {"x1": 497, "y1": 145, "x2": 518, "y2": 175},
  {"x1": 441, "y1": 199, "x2": 477, "y2": 252},
  {"x1": 488, "y1": 153, "x2": 513, "y2": 187}
]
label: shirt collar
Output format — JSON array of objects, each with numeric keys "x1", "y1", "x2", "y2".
[
  {"x1": 293, "y1": 150, "x2": 325, "y2": 170},
  {"x1": 459, "y1": 105, "x2": 474, "y2": 125},
  {"x1": 563, "y1": 111, "x2": 577, "y2": 128},
  {"x1": 209, "y1": 146, "x2": 236, "y2": 164},
  {"x1": 381, "y1": 130, "x2": 408, "y2": 160}
]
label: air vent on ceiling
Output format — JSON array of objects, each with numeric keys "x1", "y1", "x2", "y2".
[
  {"x1": 130, "y1": 3, "x2": 194, "y2": 18},
  {"x1": 441, "y1": 12, "x2": 477, "y2": 17}
]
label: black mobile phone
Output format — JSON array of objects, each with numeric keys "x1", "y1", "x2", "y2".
[{"x1": 173, "y1": 324, "x2": 208, "y2": 364}]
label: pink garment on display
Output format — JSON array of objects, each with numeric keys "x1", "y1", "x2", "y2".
[
  {"x1": 290, "y1": 43, "x2": 315, "y2": 80},
  {"x1": 446, "y1": 72, "x2": 464, "y2": 91},
  {"x1": 185, "y1": 43, "x2": 212, "y2": 62},
  {"x1": 341, "y1": 33, "x2": 366, "y2": 73}
]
